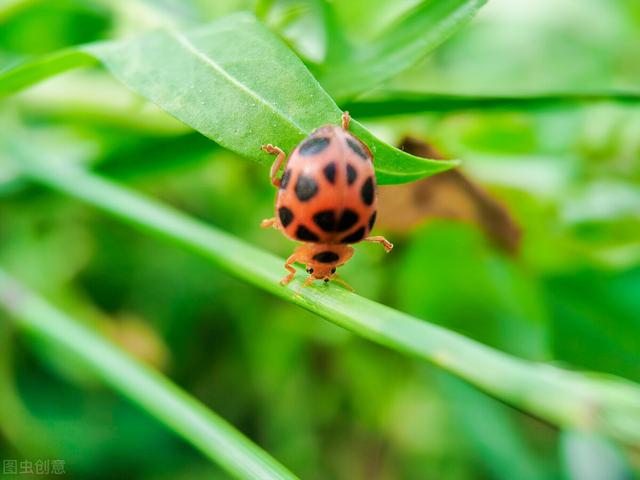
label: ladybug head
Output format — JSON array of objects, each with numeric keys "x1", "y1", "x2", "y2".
[
  {"x1": 296, "y1": 245, "x2": 353, "y2": 288},
  {"x1": 305, "y1": 263, "x2": 338, "y2": 283}
]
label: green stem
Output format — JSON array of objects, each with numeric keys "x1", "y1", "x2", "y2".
[
  {"x1": 0, "y1": 270, "x2": 298, "y2": 480},
  {"x1": 344, "y1": 91, "x2": 640, "y2": 116},
  {"x1": 12, "y1": 151, "x2": 640, "y2": 447}
]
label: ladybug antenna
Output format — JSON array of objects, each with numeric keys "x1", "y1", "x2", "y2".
[{"x1": 333, "y1": 274, "x2": 355, "y2": 292}]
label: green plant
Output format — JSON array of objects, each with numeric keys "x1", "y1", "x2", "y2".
[{"x1": 1, "y1": 1, "x2": 639, "y2": 479}]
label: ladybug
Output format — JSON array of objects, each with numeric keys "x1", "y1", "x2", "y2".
[{"x1": 261, "y1": 112, "x2": 393, "y2": 290}]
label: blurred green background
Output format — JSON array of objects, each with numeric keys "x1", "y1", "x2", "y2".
[{"x1": 1, "y1": 0, "x2": 639, "y2": 478}]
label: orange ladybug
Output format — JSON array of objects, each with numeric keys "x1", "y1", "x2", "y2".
[{"x1": 261, "y1": 112, "x2": 393, "y2": 290}]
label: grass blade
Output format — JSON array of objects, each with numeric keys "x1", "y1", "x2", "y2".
[
  {"x1": 11, "y1": 146, "x2": 640, "y2": 448},
  {"x1": 345, "y1": 91, "x2": 640, "y2": 116},
  {"x1": 318, "y1": 0, "x2": 487, "y2": 101},
  {"x1": 0, "y1": 49, "x2": 97, "y2": 97},
  {"x1": 0, "y1": 269, "x2": 299, "y2": 480}
]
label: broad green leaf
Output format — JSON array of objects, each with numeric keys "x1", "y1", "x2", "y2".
[
  {"x1": 0, "y1": 268, "x2": 299, "y2": 480},
  {"x1": 0, "y1": 13, "x2": 456, "y2": 184},
  {"x1": 316, "y1": 0, "x2": 488, "y2": 101},
  {"x1": 10, "y1": 144, "x2": 640, "y2": 448}
]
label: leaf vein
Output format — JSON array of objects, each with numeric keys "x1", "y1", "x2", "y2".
[{"x1": 174, "y1": 32, "x2": 307, "y2": 136}]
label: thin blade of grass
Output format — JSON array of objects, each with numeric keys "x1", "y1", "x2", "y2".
[
  {"x1": 317, "y1": 0, "x2": 487, "y2": 101},
  {"x1": 345, "y1": 91, "x2": 640, "y2": 116},
  {"x1": 0, "y1": 49, "x2": 97, "y2": 97},
  {"x1": 0, "y1": 269, "x2": 299, "y2": 480}
]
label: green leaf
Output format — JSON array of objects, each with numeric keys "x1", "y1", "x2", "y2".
[
  {"x1": 316, "y1": 0, "x2": 488, "y2": 101},
  {"x1": 10, "y1": 145, "x2": 640, "y2": 448},
  {"x1": 0, "y1": 13, "x2": 455, "y2": 184},
  {"x1": 0, "y1": 269, "x2": 299, "y2": 480}
]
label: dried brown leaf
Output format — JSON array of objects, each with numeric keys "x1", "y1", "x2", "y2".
[{"x1": 377, "y1": 137, "x2": 521, "y2": 253}]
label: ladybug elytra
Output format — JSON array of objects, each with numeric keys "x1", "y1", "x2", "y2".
[{"x1": 261, "y1": 112, "x2": 393, "y2": 290}]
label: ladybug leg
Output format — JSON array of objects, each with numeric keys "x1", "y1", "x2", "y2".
[
  {"x1": 280, "y1": 253, "x2": 299, "y2": 286},
  {"x1": 261, "y1": 217, "x2": 277, "y2": 229},
  {"x1": 364, "y1": 236, "x2": 394, "y2": 253},
  {"x1": 261, "y1": 144, "x2": 287, "y2": 187},
  {"x1": 341, "y1": 111, "x2": 351, "y2": 130}
]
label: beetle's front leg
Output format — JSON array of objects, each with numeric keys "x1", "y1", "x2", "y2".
[{"x1": 280, "y1": 253, "x2": 299, "y2": 286}]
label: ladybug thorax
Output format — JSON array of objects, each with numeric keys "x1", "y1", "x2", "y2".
[{"x1": 275, "y1": 125, "x2": 378, "y2": 246}]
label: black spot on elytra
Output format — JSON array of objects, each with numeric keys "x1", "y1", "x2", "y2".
[
  {"x1": 323, "y1": 162, "x2": 336, "y2": 183},
  {"x1": 313, "y1": 251, "x2": 340, "y2": 263},
  {"x1": 361, "y1": 176, "x2": 374, "y2": 205},
  {"x1": 278, "y1": 206, "x2": 294, "y2": 227},
  {"x1": 346, "y1": 137, "x2": 369, "y2": 160},
  {"x1": 337, "y1": 209, "x2": 359, "y2": 231},
  {"x1": 296, "y1": 225, "x2": 319, "y2": 242},
  {"x1": 346, "y1": 164, "x2": 357, "y2": 185},
  {"x1": 313, "y1": 209, "x2": 358, "y2": 232},
  {"x1": 299, "y1": 137, "x2": 330, "y2": 156},
  {"x1": 313, "y1": 210, "x2": 336, "y2": 232},
  {"x1": 280, "y1": 169, "x2": 291, "y2": 189},
  {"x1": 295, "y1": 175, "x2": 318, "y2": 201},
  {"x1": 368, "y1": 211, "x2": 377, "y2": 230},
  {"x1": 341, "y1": 227, "x2": 365, "y2": 244}
]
